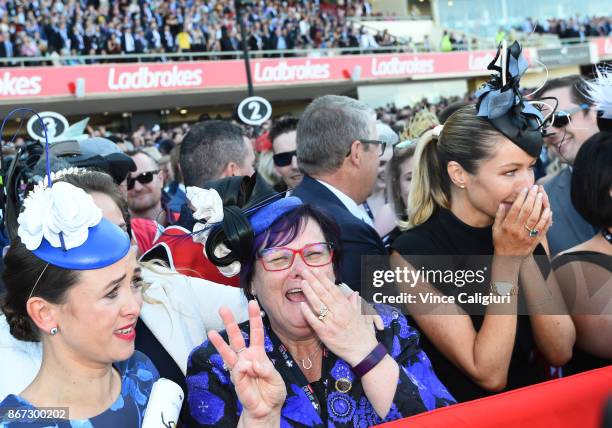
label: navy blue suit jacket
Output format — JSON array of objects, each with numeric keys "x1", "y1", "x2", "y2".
[{"x1": 291, "y1": 176, "x2": 387, "y2": 292}]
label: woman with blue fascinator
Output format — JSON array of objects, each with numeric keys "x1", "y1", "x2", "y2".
[
  {"x1": 185, "y1": 193, "x2": 455, "y2": 427},
  {"x1": 390, "y1": 41, "x2": 576, "y2": 402},
  {"x1": 0, "y1": 166, "x2": 158, "y2": 425}
]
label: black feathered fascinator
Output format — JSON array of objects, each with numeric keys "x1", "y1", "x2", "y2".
[{"x1": 475, "y1": 41, "x2": 552, "y2": 157}]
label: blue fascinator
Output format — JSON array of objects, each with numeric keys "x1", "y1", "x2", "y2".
[
  {"x1": 475, "y1": 41, "x2": 550, "y2": 157},
  {"x1": 17, "y1": 180, "x2": 130, "y2": 270},
  {"x1": 1, "y1": 109, "x2": 131, "y2": 270},
  {"x1": 248, "y1": 196, "x2": 303, "y2": 236}
]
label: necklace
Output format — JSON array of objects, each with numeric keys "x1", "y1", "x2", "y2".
[
  {"x1": 602, "y1": 229, "x2": 612, "y2": 245},
  {"x1": 298, "y1": 342, "x2": 322, "y2": 370}
]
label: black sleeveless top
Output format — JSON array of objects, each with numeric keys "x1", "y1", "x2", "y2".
[
  {"x1": 391, "y1": 208, "x2": 547, "y2": 402},
  {"x1": 551, "y1": 251, "x2": 612, "y2": 374}
]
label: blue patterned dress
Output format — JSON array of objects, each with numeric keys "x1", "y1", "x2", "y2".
[
  {"x1": 0, "y1": 351, "x2": 159, "y2": 427},
  {"x1": 186, "y1": 304, "x2": 455, "y2": 427}
]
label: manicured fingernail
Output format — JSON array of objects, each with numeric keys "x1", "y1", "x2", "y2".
[
  {"x1": 537, "y1": 193, "x2": 543, "y2": 199},
  {"x1": 531, "y1": 185, "x2": 538, "y2": 191},
  {"x1": 522, "y1": 187, "x2": 529, "y2": 193}
]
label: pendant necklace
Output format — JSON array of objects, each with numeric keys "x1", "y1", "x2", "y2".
[{"x1": 299, "y1": 341, "x2": 322, "y2": 370}]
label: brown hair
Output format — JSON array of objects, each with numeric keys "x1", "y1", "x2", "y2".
[
  {"x1": 2, "y1": 242, "x2": 80, "y2": 342},
  {"x1": 58, "y1": 170, "x2": 131, "y2": 236},
  {"x1": 409, "y1": 105, "x2": 500, "y2": 226}
]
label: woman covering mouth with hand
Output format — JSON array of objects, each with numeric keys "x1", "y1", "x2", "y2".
[
  {"x1": 185, "y1": 193, "x2": 455, "y2": 428},
  {"x1": 390, "y1": 41, "x2": 575, "y2": 402}
]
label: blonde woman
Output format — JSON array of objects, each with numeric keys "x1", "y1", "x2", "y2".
[{"x1": 390, "y1": 42, "x2": 575, "y2": 402}]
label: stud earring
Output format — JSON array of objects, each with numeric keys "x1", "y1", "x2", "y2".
[{"x1": 50, "y1": 327, "x2": 59, "y2": 336}]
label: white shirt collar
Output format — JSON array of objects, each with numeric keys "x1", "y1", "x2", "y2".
[{"x1": 316, "y1": 179, "x2": 373, "y2": 227}]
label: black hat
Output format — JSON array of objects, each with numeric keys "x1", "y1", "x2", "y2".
[{"x1": 475, "y1": 41, "x2": 550, "y2": 158}]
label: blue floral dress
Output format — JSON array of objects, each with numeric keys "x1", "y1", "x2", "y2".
[
  {"x1": 186, "y1": 304, "x2": 455, "y2": 427},
  {"x1": 0, "y1": 351, "x2": 159, "y2": 427}
]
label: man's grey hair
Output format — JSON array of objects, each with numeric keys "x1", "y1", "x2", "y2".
[
  {"x1": 297, "y1": 95, "x2": 376, "y2": 176},
  {"x1": 180, "y1": 120, "x2": 247, "y2": 187}
]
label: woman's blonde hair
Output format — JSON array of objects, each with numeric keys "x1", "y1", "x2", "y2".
[{"x1": 408, "y1": 105, "x2": 500, "y2": 226}]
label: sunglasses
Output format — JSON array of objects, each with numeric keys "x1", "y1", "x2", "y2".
[
  {"x1": 127, "y1": 170, "x2": 159, "y2": 190},
  {"x1": 273, "y1": 150, "x2": 297, "y2": 167},
  {"x1": 551, "y1": 104, "x2": 589, "y2": 128}
]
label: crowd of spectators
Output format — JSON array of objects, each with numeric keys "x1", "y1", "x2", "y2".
[
  {"x1": 518, "y1": 14, "x2": 612, "y2": 39},
  {"x1": 0, "y1": 0, "x2": 412, "y2": 62}
]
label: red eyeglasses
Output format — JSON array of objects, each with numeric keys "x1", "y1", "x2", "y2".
[{"x1": 257, "y1": 242, "x2": 334, "y2": 271}]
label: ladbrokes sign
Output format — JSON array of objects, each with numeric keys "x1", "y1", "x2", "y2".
[
  {"x1": 0, "y1": 48, "x2": 545, "y2": 101},
  {"x1": 107, "y1": 65, "x2": 203, "y2": 90},
  {"x1": 0, "y1": 71, "x2": 42, "y2": 96}
]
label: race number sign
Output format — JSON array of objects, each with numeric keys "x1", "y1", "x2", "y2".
[
  {"x1": 26, "y1": 111, "x2": 69, "y2": 143},
  {"x1": 237, "y1": 96, "x2": 272, "y2": 126}
]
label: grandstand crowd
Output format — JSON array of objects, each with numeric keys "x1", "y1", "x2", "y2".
[
  {"x1": 520, "y1": 14, "x2": 612, "y2": 38},
  {"x1": 0, "y1": 0, "x2": 410, "y2": 62},
  {"x1": 1, "y1": 0, "x2": 610, "y2": 62}
]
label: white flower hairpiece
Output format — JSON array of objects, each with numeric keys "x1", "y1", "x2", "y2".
[
  {"x1": 18, "y1": 181, "x2": 103, "y2": 251},
  {"x1": 186, "y1": 186, "x2": 224, "y2": 245}
]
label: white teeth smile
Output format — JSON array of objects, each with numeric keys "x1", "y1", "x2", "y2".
[
  {"x1": 286, "y1": 289, "x2": 303, "y2": 295},
  {"x1": 116, "y1": 327, "x2": 133, "y2": 334}
]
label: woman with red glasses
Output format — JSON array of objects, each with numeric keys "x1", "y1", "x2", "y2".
[{"x1": 185, "y1": 197, "x2": 455, "y2": 427}]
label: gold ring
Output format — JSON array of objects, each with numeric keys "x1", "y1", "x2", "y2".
[
  {"x1": 236, "y1": 347, "x2": 246, "y2": 354},
  {"x1": 318, "y1": 305, "x2": 329, "y2": 321}
]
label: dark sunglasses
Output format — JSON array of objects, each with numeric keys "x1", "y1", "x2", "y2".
[
  {"x1": 127, "y1": 170, "x2": 159, "y2": 190},
  {"x1": 551, "y1": 103, "x2": 589, "y2": 128},
  {"x1": 273, "y1": 150, "x2": 297, "y2": 167}
]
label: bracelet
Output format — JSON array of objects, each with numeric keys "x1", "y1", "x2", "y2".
[{"x1": 351, "y1": 343, "x2": 388, "y2": 378}]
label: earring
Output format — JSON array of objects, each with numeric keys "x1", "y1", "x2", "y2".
[
  {"x1": 50, "y1": 327, "x2": 59, "y2": 336},
  {"x1": 460, "y1": 185, "x2": 466, "y2": 189},
  {"x1": 253, "y1": 297, "x2": 265, "y2": 318}
]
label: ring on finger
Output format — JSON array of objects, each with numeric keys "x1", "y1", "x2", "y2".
[
  {"x1": 235, "y1": 347, "x2": 247, "y2": 354},
  {"x1": 524, "y1": 224, "x2": 539, "y2": 237},
  {"x1": 318, "y1": 305, "x2": 330, "y2": 321},
  {"x1": 222, "y1": 361, "x2": 232, "y2": 372}
]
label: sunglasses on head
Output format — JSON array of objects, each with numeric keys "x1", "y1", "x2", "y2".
[
  {"x1": 273, "y1": 150, "x2": 297, "y2": 167},
  {"x1": 551, "y1": 103, "x2": 589, "y2": 128},
  {"x1": 127, "y1": 170, "x2": 159, "y2": 190}
]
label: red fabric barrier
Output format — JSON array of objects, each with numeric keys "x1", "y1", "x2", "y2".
[{"x1": 377, "y1": 366, "x2": 612, "y2": 428}]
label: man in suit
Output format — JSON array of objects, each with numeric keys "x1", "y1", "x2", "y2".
[
  {"x1": 0, "y1": 32, "x2": 13, "y2": 58},
  {"x1": 292, "y1": 95, "x2": 387, "y2": 292},
  {"x1": 538, "y1": 75, "x2": 599, "y2": 255}
]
